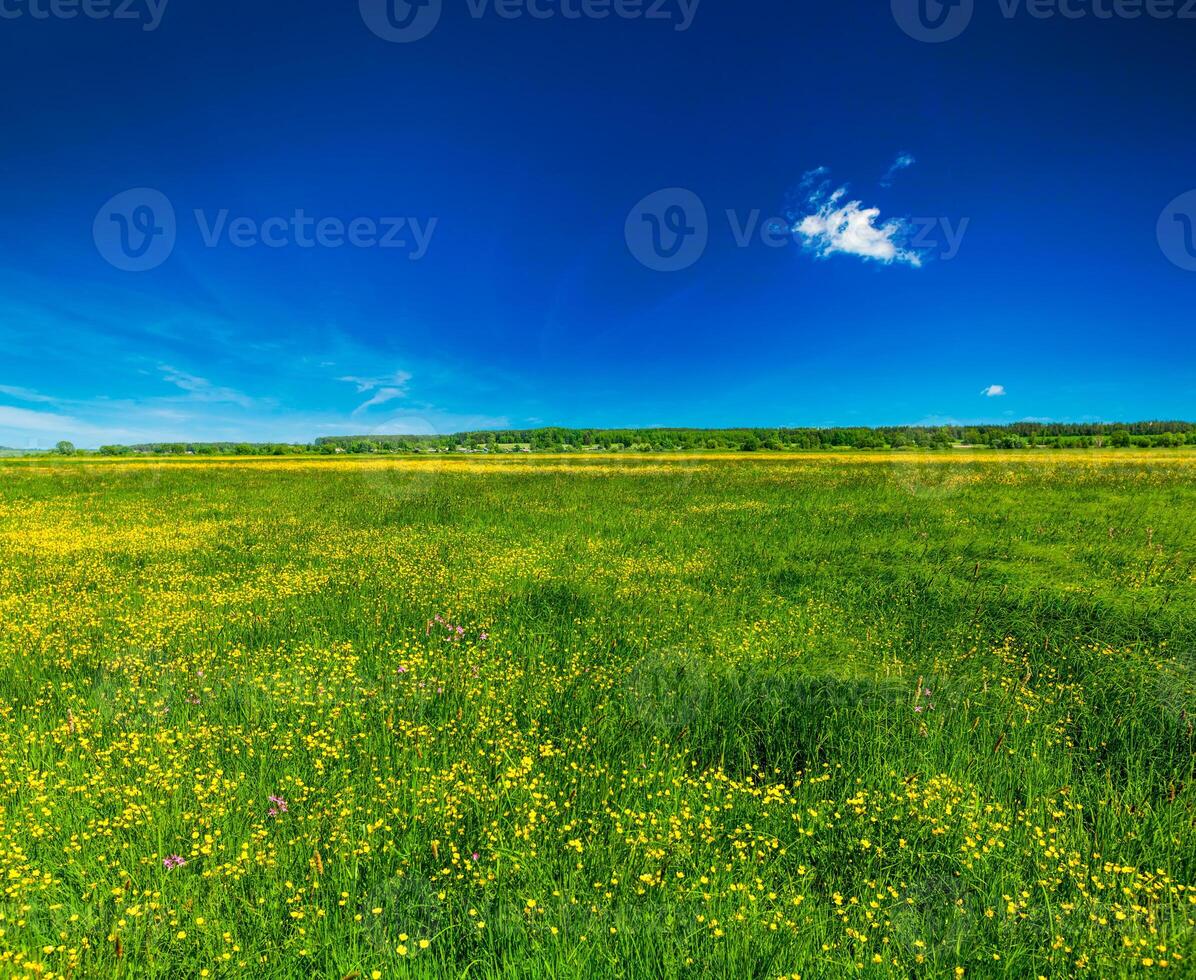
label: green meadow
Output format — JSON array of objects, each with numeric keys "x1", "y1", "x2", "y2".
[{"x1": 0, "y1": 452, "x2": 1192, "y2": 978}]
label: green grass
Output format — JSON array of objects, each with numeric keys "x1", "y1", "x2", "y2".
[{"x1": 0, "y1": 452, "x2": 1193, "y2": 978}]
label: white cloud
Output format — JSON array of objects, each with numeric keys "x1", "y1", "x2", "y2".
[
  {"x1": 881, "y1": 152, "x2": 916, "y2": 187},
  {"x1": 982, "y1": 384, "x2": 1007, "y2": 397},
  {"x1": 790, "y1": 167, "x2": 922, "y2": 267},
  {"x1": 794, "y1": 196, "x2": 921, "y2": 267},
  {"x1": 0, "y1": 405, "x2": 83, "y2": 434}
]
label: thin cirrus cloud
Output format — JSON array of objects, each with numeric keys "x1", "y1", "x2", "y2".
[
  {"x1": 0, "y1": 403, "x2": 153, "y2": 445},
  {"x1": 352, "y1": 387, "x2": 407, "y2": 415},
  {"x1": 159, "y1": 365, "x2": 257, "y2": 408},
  {"x1": 790, "y1": 165, "x2": 922, "y2": 268},
  {"x1": 0, "y1": 279, "x2": 499, "y2": 445},
  {"x1": 0, "y1": 404, "x2": 84, "y2": 434},
  {"x1": 337, "y1": 370, "x2": 413, "y2": 394},
  {"x1": 982, "y1": 384, "x2": 1007, "y2": 397},
  {"x1": 0, "y1": 383, "x2": 58, "y2": 404},
  {"x1": 880, "y1": 152, "x2": 916, "y2": 187}
]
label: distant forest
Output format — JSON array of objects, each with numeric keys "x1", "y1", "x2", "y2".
[{"x1": 81, "y1": 421, "x2": 1196, "y2": 456}]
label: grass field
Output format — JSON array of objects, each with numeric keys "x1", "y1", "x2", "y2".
[{"x1": 0, "y1": 452, "x2": 1194, "y2": 978}]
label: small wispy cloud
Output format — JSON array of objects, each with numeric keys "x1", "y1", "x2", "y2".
[
  {"x1": 337, "y1": 370, "x2": 412, "y2": 394},
  {"x1": 791, "y1": 168, "x2": 922, "y2": 267},
  {"x1": 160, "y1": 365, "x2": 256, "y2": 408},
  {"x1": 880, "y1": 152, "x2": 916, "y2": 187},
  {"x1": 982, "y1": 384, "x2": 1007, "y2": 397},
  {"x1": 337, "y1": 369, "x2": 413, "y2": 415},
  {"x1": 352, "y1": 387, "x2": 406, "y2": 415},
  {"x1": 798, "y1": 166, "x2": 830, "y2": 191}
]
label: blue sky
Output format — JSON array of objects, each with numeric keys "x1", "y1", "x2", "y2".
[{"x1": 1, "y1": 0, "x2": 1194, "y2": 446}]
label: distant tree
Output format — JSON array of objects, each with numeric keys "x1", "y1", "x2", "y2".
[{"x1": 55, "y1": 440, "x2": 75, "y2": 456}]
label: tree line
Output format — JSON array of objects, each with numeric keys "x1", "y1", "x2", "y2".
[{"x1": 80, "y1": 421, "x2": 1196, "y2": 456}]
